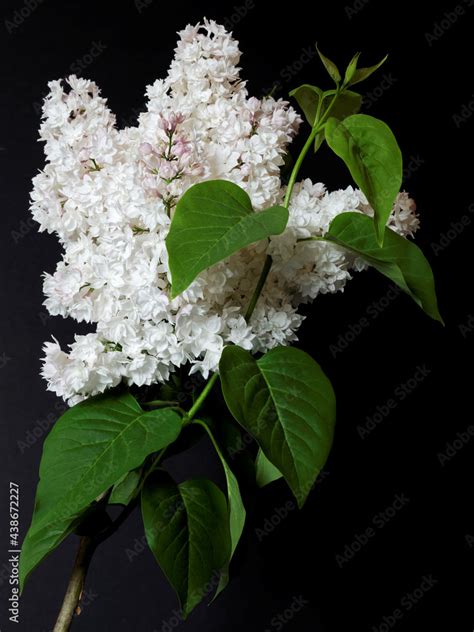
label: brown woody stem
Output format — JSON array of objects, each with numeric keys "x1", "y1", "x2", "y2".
[{"x1": 52, "y1": 536, "x2": 96, "y2": 632}]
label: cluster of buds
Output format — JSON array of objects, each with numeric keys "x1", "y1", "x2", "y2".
[{"x1": 139, "y1": 112, "x2": 202, "y2": 214}]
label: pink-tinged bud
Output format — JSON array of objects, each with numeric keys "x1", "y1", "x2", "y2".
[
  {"x1": 159, "y1": 112, "x2": 185, "y2": 133},
  {"x1": 188, "y1": 164, "x2": 204, "y2": 177},
  {"x1": 78, "y1": 148, "x2": 90, "y2": 162},
  {"x1": 247, "y1": 97, "x2": 261, "y2": 113},
  {"x1": 143, "y1": 175, "x2": 158, "y2": 189},
  {"x1": 139, "y1": 142, "x2": 154, "y2": 156},
  {"x1": 160, "y1": 162, "x2": 179, "y2": 180},
  {"x1": 173, "y1": 138, "x2": 191, "y2": 157}
]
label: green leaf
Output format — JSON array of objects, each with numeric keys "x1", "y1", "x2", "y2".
[
  {"x1": 166, "y1": 180, "x2": 288, "y2": 297},
  {"x1": 325, "y1": 113, "x2": 402, "y2": 245},
  {"x1": 323, "y1": 212, "x2": 443, "y2": 323},
  {"x1": 219, "y1": 346, "x2": 336, "y2": 507},
  {"x1": 194, "y1": 422, "x2": 245, "y2": 557},
  {"x1": 20, "y1": 393, "x2": 182, "y2": 590},
  {"x1": 255, "y1": 449, "x2": 283, "y2": 488},
  {"x1": 289, "y1": 85, "x2": 362, "y2": 152},
  {"x1": 350, "y1": 54, "x2": 388, "y2": 86},
  {"x1": 141, "y1": 473, "x2": 231, "y2": 616},
  {"x1": 344, "y1": 52, "x2": 361, "y2": 86},
  {"x1": 289, "y1": 84, "x2": 323, "y2": 126},
  {"x1": 194, "y1": 419, "x2": 246, "y2": 597},
  {"x1": 109, "y1": 469, "x2": 141, "y2": 505},
  {"x1": 316, "y1": 44, "x2": 341, "y2": 84},
  {"x1": 289, "y1": 86, "x2": 361, "y2": 133},
  {"x1": 314, "y1": 90, "x2": 362, "y2": 151}
]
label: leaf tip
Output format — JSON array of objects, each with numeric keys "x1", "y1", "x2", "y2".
[
  {"x1": 170, "y1": 284, "x2": 183, "y2": 300},
  {"x1": 375, "y1": 223, "x2": 385, "y2": 247}
]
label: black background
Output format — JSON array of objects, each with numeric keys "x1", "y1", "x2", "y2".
[{"x1": 0, "y1": 0, "x2": 472, "y2": 630}]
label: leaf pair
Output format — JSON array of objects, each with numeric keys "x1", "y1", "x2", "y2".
[
  {"x1": 288, "y1": 84, "x2": 362, "y2": 151},
  {"x1": 139, "y1": 345, "x2": 338, "y2": 614},
  {"x1": 291, "y1": 46, "x2": 398, "y2": 245},
  {"x1": 291, "y1": 92, "x2": 402, "y2": 245},
  {"x1": 220, "y1": 346, "x2": 336, "y2": 507},
  {"x1": 316, "y1": 44, "x2": 387, "y2": 88},
  {"x1": 19, "y1": 391, "x2": 246, "y2": 617},
  {"x1": 19, "y1": 393, "x2": 182, "y2": 590},
  {"x1": 325, "y1": 114, "x2": 403, "y2": 245}
]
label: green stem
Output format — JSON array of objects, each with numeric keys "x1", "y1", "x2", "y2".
[
  {"x1": 136, "y1": 447, "x2": 168, "y2": 494},
  {"x1": 244, "y1": 254, "x2": 273, "y2": 322},
  {"x1": 192, "y1": 419, "x2": 224, "y2": 460},
  {"x1": 52, "y1": 89, "x2": 344, "y2": 632},
  {"x1": 184, "y1": 89, "x2": 344, "y2": 421},
  {"x1": 96, "y1": 446, "x2": 169, "y2": 545},
  {"x1": 244, "y1": 100, "x2": 338, "y2": 322},
  {"x1": 284, "y1": 89, "x2": 340, "y2": 208},
  {"x1": 186, "y1": 372, "x2": 220, "y2": 422},
  {"x1": 283, "y1": 127, "x2": 319, "y2": 208}
]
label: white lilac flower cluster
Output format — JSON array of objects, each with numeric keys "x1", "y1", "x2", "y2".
[{"x1": 31, "y1": 20, "x2": 419, "y2": 403}]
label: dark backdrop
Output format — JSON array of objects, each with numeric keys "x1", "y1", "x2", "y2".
[{"x1": 0, "y1": 0, "x2": 472, "y2": 630}]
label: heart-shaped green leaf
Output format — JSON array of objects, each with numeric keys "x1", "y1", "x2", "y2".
[
  {"x1": 166, "y1": 180, "x2": 288, "y2": 297},
  {"x1": 20, "y1": 393, "x2": 182, "y2": 590},
  {"x1": 325, "y1": 113, "x2": 402, "y2": 245},
  {"x1": 219, "y1": 346, "x2": 336, "y2": 507},
  {"x1": 323, "y1": 212, "x2": 443, "y2": 323},
  {"x1": 141, "y1": 473, "x2": 231, "y2": 616}
]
